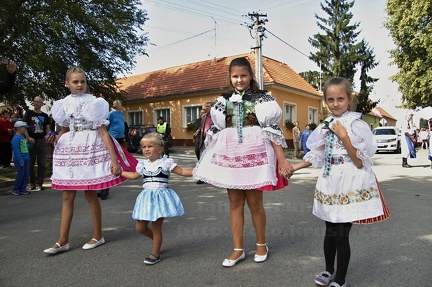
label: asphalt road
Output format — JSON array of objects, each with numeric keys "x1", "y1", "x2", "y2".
[{"x1": 0, "y1": 148, "x2": 431, "y2": 287}]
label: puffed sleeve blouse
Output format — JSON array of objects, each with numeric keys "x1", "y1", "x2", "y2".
[
  {"x1": 303, "y1": 111, "x2": 377, "y2": 171},
  {"x1": 51, "y1": 94, "x2": 110, "y2": 130},
  {"x1": 208, "y1": 90, "x2": 287, "y2": 147}
]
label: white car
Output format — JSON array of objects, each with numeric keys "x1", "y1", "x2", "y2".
[{"x1": 372, "y1": 126, "x2": 401, "y2": 153}]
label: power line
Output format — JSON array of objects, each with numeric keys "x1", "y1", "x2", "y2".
[{"x1": 265, "y1": 28, "x2": 310, "y2": 59}]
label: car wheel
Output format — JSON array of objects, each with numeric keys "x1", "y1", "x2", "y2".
[{"x1": 394, "y1": 143, "x2": 401, "y2": 154}]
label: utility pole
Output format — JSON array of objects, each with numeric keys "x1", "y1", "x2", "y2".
[{"x1": 247, "y1": 12, "x2": 267, "y2": 89}]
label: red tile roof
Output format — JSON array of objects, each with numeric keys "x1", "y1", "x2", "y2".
[
  {"x1": 119, "y1": 52, "x2": 320, "y2": 100},
  {"x1": 369, "y1": 106, "x2": 396, "y2": 120}
]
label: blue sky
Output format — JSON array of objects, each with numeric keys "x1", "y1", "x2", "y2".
[{"x1": 133, "y1": 0, "x2": 407, "y2": 121}]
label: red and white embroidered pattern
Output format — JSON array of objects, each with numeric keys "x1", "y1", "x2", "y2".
[{"x1": 210, "y1": 151, "x2": 268, "y2": 168}]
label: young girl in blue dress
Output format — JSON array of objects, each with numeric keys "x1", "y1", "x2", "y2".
[
  {"x1": 121, "y1": 132, "x2": 192, "y2": 265},
  {"x1": 292, "y1": 77, "x2": 390, "y2": 287}
]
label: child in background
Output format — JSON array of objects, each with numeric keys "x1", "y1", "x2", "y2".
[
  {"x1": 121, "y1": 133, "x2": 192, "y2": 265},
  {"x1": 300, "y1": 124, "x2": 312, "y2": 155},
  {"x1": 11, "y1": 121, "x2": 32, "y2": 195},
  {"x1": 43, "y1": 67, "x2": 137, "y2": 255},
  {"x1": 292, "y1": 77, "x2": 389, "y2": 287}
]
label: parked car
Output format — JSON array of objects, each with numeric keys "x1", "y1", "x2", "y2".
[{"x1": 372, "y1": 126, "x2": 401, "y2": 153}]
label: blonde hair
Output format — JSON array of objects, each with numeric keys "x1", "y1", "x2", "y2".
[
  {"x1": 140, "y1": 132, "x2": 165, "y2": 148},
  {"x1": 65, "y1": 66, "x2": 86, "y2": 81}
]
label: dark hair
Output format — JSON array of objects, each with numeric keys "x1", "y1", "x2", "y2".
[
  {"x1": 322, "y1": 77, "x2": 355, "y2": 111},
  {"x1": 227, "y1": 57, "x2": 260, "y2": 93}
]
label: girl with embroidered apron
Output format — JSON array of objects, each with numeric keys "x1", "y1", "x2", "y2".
[
  {"x1": 292, "y1": 77, "x2": 390, "y2": 287},
  {"x1": 194, "y1": 57, "x2": 293, "y2": 267}
]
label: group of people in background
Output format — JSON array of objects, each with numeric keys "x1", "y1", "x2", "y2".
[{"x1": 292, "y1": 120, "x2": 313, "y2": 159}]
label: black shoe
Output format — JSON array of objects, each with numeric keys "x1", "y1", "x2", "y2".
[
  {"x1": 402, "y1": 164, "x2": 411, "y2": 168},
  {"x1": 100, "y1": 188, "x2": 110, "y2": 200},
  {"x1": 196, "y1": 180, "x2": 205, "y2": 184}
]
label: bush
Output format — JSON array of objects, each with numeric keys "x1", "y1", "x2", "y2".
[
  {"x1": 186, "y1": 121, "x2": 196, "y2": 132},
  {"x1": 285, "y1": 120, "x2": 295, "y2": 130}
]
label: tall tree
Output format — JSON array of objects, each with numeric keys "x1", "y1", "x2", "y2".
[
  {"x1": 307, "y1": 0, "x2": 379, "y2": 114},
  {"x1": 0, "y1": 0, "x2": 149, "y2": 109},
  {"x1": 385, "y1": 0, "x2": 432, "y2": 109}
]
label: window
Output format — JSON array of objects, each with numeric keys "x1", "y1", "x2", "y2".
[
  {"x1": 183, "y1": 106, "x2": 202, "y2": 127},
  {"x1": 308, "y1": 108, "x2": 318, "y2": 124},
  {"x1": 284, "y1": 103, "x2": 296, "y2": 122},
  {"x1": 154, "y1": 109, "x2": 170, "y2": 125},
  {"x1": 128, "y1": 111, "x2": 143, "y2": 126}
]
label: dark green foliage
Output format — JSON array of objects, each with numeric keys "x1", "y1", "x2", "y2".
[
  {"x1": 305, "y1": 0, "x2": 379, "y2": 114},
  {"x1": 0, "y1": 0, "x2": 149, "y2": 109}
]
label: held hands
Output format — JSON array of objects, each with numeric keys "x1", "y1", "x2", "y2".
[
  {"x1": 278, "y1": 158, "x2": 294, "y2": 179},
  {"x1": 110, "y1": 161, "x2": 122, "y2": 176}
]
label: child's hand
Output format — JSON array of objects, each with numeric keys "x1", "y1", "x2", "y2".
[
  {"x1": 330, "y1": 120, "x2": 348, "y2": 140},
  {"x1": 110, "y1": 162, "x2": 122, "y2": 176},
  {"x1": 278, "y1": 158, "x2": 294, "y2": 179},
  {"x1": 45, "y1": 131, "x2": 56, "y2": 143}
]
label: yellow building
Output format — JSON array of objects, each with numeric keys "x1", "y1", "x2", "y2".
[{"x1": 118, "y1": 52, "x2": 322, "y2": 147}]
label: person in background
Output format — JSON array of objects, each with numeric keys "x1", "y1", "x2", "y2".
[
  {"x1": 156, "y1": 116, "x2": 171, "y2": 157},
  {"x1": 292, "y1": 77, "x2": 389, "y2": 287},
  {"x1": 292, "y1": 121, "x2": 301, "y2": 159},
  {"x1": 10, "y1": 107, "x2": 23, "y2": 123},
  {"x1": 11, "y1": 121, "x2": 32, "y2": 195},
  {"x1": 108, "y1": 100, "x2": 125, "y2": 145},
  {"x1": 23, "y1": 96, "x2": 51, "y2": 191},
  {"x1": 0, "y1": 58, "x2": 17, "y2": 95},
  {"x1": 418, "y1": 127, "x2": 429, "y2": 150},
  {"x1": 0, "y1": 110, "x2": 14, "y2": 168},
  {"x1": 401, "y1": 113, "x2": 416, "y2": 168},
  {"x1": 194, "y1": 102, "x2": 213, "y2": 184},
  {"x1": 428, "y1": 119, "x2": 432, "y2": 168},
  {"x1": 99, "y1": 100, "x2": 126, "y2": 200},
  {"x1": 300, "y1": 124, "x2": 312, "y2": 155},
  {"x1": 123, "y1": 121, "x2": 130, "y2": 150},
  {"x1": 193, "y1": 108, "x2": 206, "y2": 161}
]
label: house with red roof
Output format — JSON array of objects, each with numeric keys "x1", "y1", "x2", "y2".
[{"x1": 118, "y1": 52, "x2": 323, "y2": 146}]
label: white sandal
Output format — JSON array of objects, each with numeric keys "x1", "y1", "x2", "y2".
[
  {"x1": 254, "y1": 243, "x2": 268, "y2": 263},
  {"x1": 222, "y1": 248, "x2": 245, "y2": 267}
]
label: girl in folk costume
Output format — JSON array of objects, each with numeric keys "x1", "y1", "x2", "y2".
[
  {"x1": 194, "y1": 57, "x2": 293, "y2": 267},
  {"x1": 121, "y1": 133, "x2": 192, "y2": 265},
  {"x1": 292, "y1": 77, "x2": 390, "y2": 287},
  {"x1": 44, "y1": 67, "x2": 137, "y2": 254}
]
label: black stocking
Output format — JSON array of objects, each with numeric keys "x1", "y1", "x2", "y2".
[{"x1": 323, "y1": 221, "x2": 352, "y2": 285}]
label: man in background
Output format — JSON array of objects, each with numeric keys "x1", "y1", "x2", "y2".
[{"x1": 22, "y1": 96, "x2": 51, "y2": 191}]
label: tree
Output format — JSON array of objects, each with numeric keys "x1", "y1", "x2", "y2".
[
  {"x1": 0, "y1": 0, "x2": 149, "y2": 109},
  {"x1": 385, "y1": 0, "x2": 432, "y2": 109},
  {"x1": 306, "y1": 0, "x2": 379, "y2": 114}
]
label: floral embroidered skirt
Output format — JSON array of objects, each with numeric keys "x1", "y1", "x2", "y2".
[
  {"x1": 51, "y1": 130, "x2": 137, "y2": 190},
  {"x1": 313, "y1": 163, "x2": 389, "y2": 223},
  {"x1": 193, "y1": 126, "x2": 286, "y2": 191}
]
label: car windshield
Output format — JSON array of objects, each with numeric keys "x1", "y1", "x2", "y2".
[{"x1": 373, "y1": 129, "x2": 396, "y2": 135}]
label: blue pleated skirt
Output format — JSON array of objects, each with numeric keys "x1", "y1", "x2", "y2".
[{"x1": 132, "y1": 188, "x2": 184, "y2": 221}]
